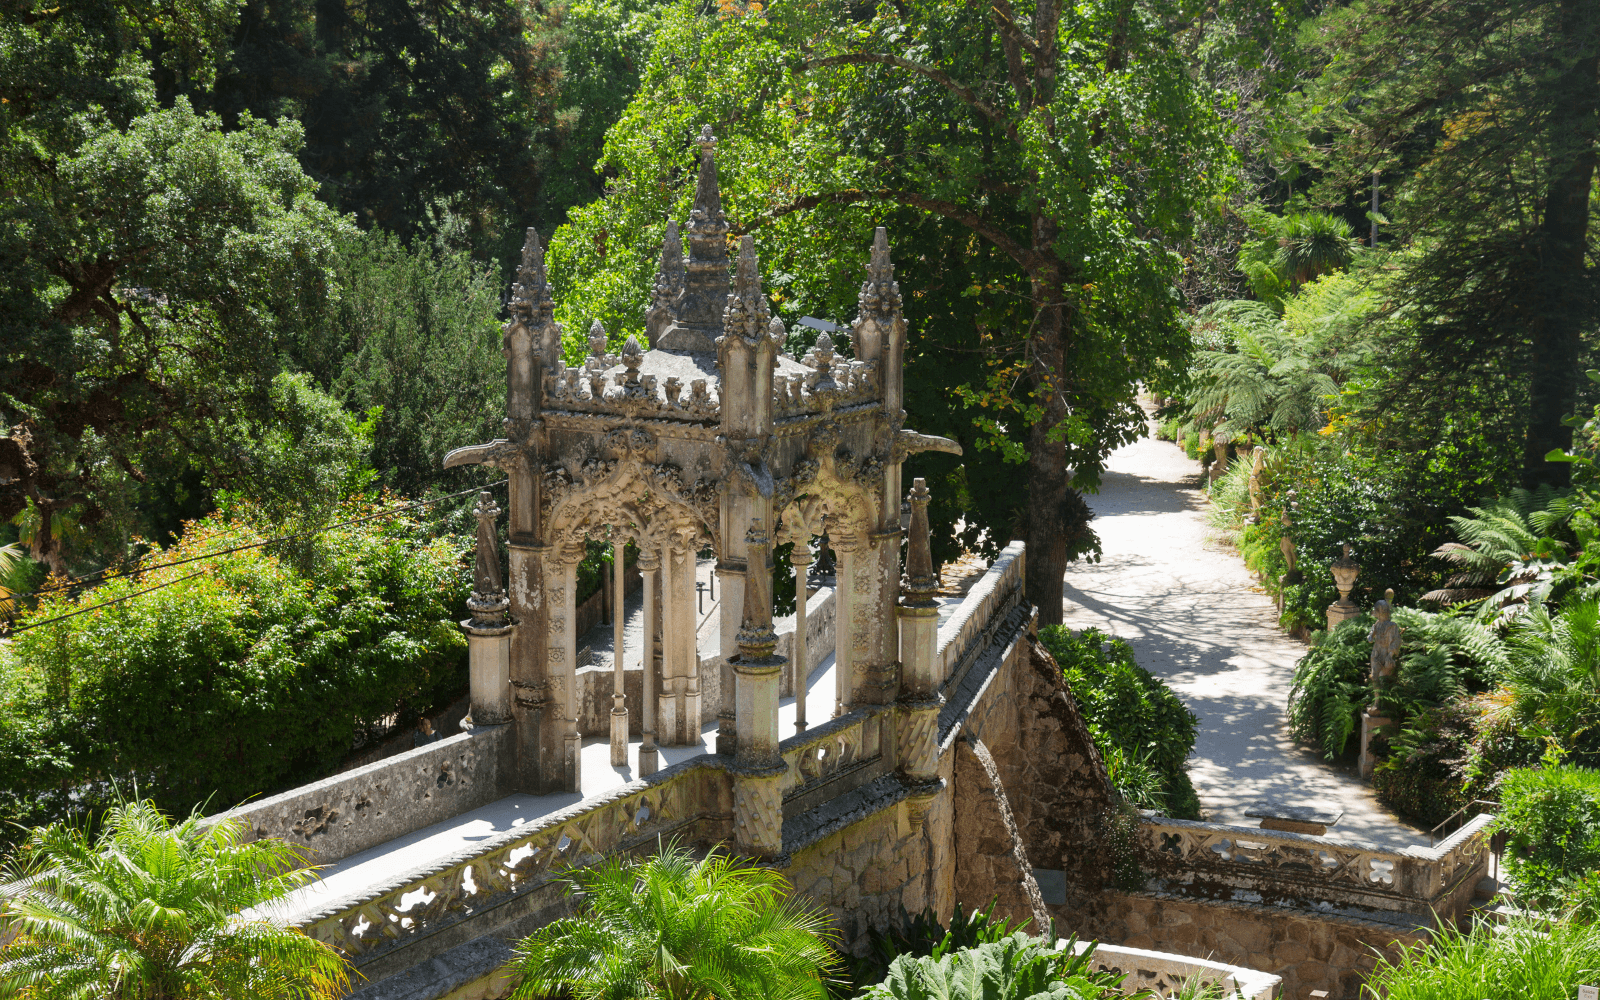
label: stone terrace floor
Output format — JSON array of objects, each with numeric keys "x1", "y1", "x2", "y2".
[{"x1": 1061, "y1": 404, "x2": 1427, "y2": 848}]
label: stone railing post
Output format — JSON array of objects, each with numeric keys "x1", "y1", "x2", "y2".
[
  {"x1": 896, "y1": 478, "x2": 942, "y2": 826},
  {"x1": 464, "y1": 492, "x2": 514, "y2": 726},
  {"x1": 790, "y1": 538, "x2": 813, "y2": 733},
  {"x1": 731, "y1": 517, "x2": 787, "y2": 858}
]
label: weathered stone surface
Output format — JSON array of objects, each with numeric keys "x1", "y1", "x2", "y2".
[
  {"x1": 204, "y1": 725, "x2": 513, "y2": 866},
  {"x1": 1079, "y1": 891, "x2": 1428, "y2": 1000},
  {"x1": 953, "y1": 736, "x2": 1050, "y2": 934}
]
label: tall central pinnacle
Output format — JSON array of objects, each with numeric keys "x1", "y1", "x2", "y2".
[{"x1": 656, "y1": 124, "x2": 732, "y2": 353}]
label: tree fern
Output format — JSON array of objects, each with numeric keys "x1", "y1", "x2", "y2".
[{"x1": 1426, "y1": 487, "x2": 1578, "y2": 621}]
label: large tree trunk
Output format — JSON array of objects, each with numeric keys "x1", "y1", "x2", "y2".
[
  {"x1": 1025, "y1": 251, "x2": 1070, "y2": 624},
  {"x1": 1523, "y1": 0, "x2": 1599, "y2": 487}
]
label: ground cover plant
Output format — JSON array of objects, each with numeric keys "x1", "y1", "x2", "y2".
[
  {"x1": 1365, "y1": 915, "x2": 1600, "y2": 1000},
  {"x1": 1495, "y1": 763, "x2": 1600, "y2": 918},
  {"x1": 1037, "y1": 626, "x2": 1201, "y2": 819}
]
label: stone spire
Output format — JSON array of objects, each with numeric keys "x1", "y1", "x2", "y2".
[
  {"x1": 901, "y1": 478, "x2": 938, "y2": 609},
  {"x1": 660, "y1": 125, "x2": 732, "y2": 351},
  {"x1": 722, "y1": 236, "x2": 771, "y2": 344},
  {"x1": 735, "y1": 518, "x2": 778, "y2": 662},
  {"x1": 466, "y1": 491, "x2": 509, "y2": 629},
  {"x1": 504, "y1": 228, "x2": 562, "y2": 436},
  {"x1": 852, "y1": 226, "x2": 901, "y2": 361},
  {"x1": 645, "y1": 220, "x2": 686, "y2": 346}
]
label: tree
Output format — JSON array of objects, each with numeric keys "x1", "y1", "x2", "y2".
[
  {"x1": 1, "y1": 0, "x2": 353, "y2": 571},
  {"x1": 1308, "y1": 0, "x2": 1600, "y2": 488},
  {"x1": 0, "y1": 799, "x2": 349, "y2": 999},
  {"x1": 545, "y1": 0, "x2": 1243, "y2": 620},
  {"x1": 188, "y1": 0, "x2": 668, "y2": 267},
  {"x1": 510, "y1": 841, "x2": 839, "y2": 1000}
]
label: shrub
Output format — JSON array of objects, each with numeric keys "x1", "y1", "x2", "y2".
[
  {"x1": 863, "y1": 932, "x2": 1121, "y2": 1000},
  {"x1": 842, "y1": 900, "x2": 1020, "y2": 996},
  {"x1": 1366, "y1": 915, "x2": 1600, "y2": 1000},
  {"x1": 1286, "y1": 616, "x2": 1372, "y2": 759},
  {"x1": 1496, "y1": 764, "x2": 1600, "y2": 916},
  {"x1": 1038, "y1": 626, "x2": 1201, "y2": 819},
  {"x1": 0, "y1": 498, "x2": 471, "y2": 827}
]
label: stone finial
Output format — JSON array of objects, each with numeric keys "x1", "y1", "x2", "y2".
[
  {"x1": 689, "y1": 125, "x2": 728, "y2": 237},
  {"x1": 664, "y1": 376, "x2": 682, "y2": 406},
  {"x1": 722, "y1": 235, "x2": 771, "y2": 343},
  {"x1": 767, "y1": 316, "x2": 787, "y2": 350},
  {"x1": 813, "y1": 331, "x2": 835, "y2": 368},
  {"x1": 808, "y1": 331, "x2": 839, "y2": 394},
  {"x1": 622, "y1": 334, "x2": 644, "y2": 386},
  {"x1": 508, "y1": 228, "x2": 555, "y2": 333},
  {"x1": 902, "y1": 478, "x2": 938, "y2": 608},
  {"x1": 588, "y1": 320, "x2": 608, "y2": 359},
  {"x1": 736, "y1": 518, "x2": 778, "y2": 662}
]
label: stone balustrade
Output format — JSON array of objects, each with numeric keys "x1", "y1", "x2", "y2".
[
  {"x1": 1139, "y1": 812, "x2": 1494, "y2": 925},
  {"x1": 777, "y1": 705, "x2": 891, "y2": 820},
  {"x1": 1072, "y1": 941, "x2": 1281, "y2": 1000},
  {"x1": 291, "y1": 760, "x2": 730, "y2": 973},
  {"x1": 937, "y1": 542, "x2": 1026, "y2": 690}
]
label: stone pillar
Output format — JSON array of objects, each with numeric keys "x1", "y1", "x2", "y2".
[
  {"x1": 554, "y1": 556, "x2": 582, "y2": 793},
  {"x1": 791, "y1": 539, "x2": 813, "y2": 733},
  {"x1": 674, "y1": 544, "x2": 703, "y2": 737},
  {"x1": 639, "y1": 549, "x2": 660, "y2": 776},
  {"x1": 610, "y1": 537, "x2": 629, "y2": 767},
  {"x1": 897, "y1": 479, "x2": 941, "y2": 820},
  {"x1": 717, "y1": 557, "x2": 743, "y2": 752},
  {"x1": 463, "y1": 492, "x2": 514, "y2": 726},
  {"x1": 833, "y1": 542, "x2": 857, "y2": 717},
  {"x1": 731, "y1": 517, "x2": 787, "y2": 859}
]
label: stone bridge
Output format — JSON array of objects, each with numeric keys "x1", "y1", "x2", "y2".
[{"x1": 217, "y1": 544, "x2": 1492, "y2": 1000}]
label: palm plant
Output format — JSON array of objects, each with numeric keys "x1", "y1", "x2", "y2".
[
  {"x1": 1272, "y1": 212, "x2": 1358, "y2": 289},
  {"x1": 0, "y1": 798, "x2": 349, "y2": 999},
  {"x1": 510, "y1": 841, "x2": 839, "y2": 1000},
  {"x1": 1503, "y1": 599, "x2": 1600, "y2": 742}
]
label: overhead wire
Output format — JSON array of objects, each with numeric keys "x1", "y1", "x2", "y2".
[{"x1": 2, "y1": 478, "x2": 508, "y2": 636}]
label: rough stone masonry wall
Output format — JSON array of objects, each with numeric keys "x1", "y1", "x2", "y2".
[
  {"x1": 1085, "y1": 892, "x2": 1425, "y2": 1000},
  {"x1": 952, "y1": 736, "x2": 1050, "y2": 934},
  {"x1": 783, "y1": 752, "x2": 956, "y2": 950}
]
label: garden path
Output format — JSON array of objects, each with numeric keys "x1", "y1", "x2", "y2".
[{"x1": 1060, "y1": 408, "x2": 1428, "y2": 848}]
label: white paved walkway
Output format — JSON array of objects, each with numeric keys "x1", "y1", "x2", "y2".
[{"x1": 1061, "y1": 411, "x2": 1427, "y2": 848}]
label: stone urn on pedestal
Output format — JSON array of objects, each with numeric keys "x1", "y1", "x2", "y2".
[{"x1": 1326, "y1": 543, "x2": 1361, "y2": 631}]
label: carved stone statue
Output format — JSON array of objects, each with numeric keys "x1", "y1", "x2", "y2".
[
  {"x1": 472, "y1": 491, "x2": 503, "y2": 598},
  {"x1": 1366, "y1": 599, "x2": 1400, "y2": 714}
]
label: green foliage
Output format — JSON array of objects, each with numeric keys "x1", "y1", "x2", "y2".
[
  {"x1": 0, "y1": 500, "x2": 470, "y2": 827},
  {"x1": 1038, "y1": 626, "x2": 1200, "y2": 820},
  {"x1": 863, "y1": 933, "x2": 1121, "y2": 1000},
  {"x1": 843, "y1": 901, "x2": 1021, "y2": 998},
  {"x1": 1503, "y1": 600, "x2": 1600, "y2": 743},
  {"x1": 1365, "y1": 914, "x2": 1600, "y2": 1000},
  {"x1": 311, "y1": 229, "x2": 509, "y2": 497},
  {"x1": 0, "y1": 798, "x2": 349, "y2": 998},
  {"x1": 1425, "y1": 488, "x2": 1593, "y2": 621},
  {"x1": 1286, "y1": 617, "x2": 1371, "y2": 760},
  {"x1": 509, "y1": 840, "x2": 839, "y2": 1000},
  {"x1": 1236, "y1": 210, "x2": 1358, "y2": 310},
  {"x1": 1495, "y1": 764, "x2": 1600, "y2": 917}
]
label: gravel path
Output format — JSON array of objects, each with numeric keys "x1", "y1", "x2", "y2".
[{"x1": 1061, "y1": 412, "x2": 1428, "y2": 848}]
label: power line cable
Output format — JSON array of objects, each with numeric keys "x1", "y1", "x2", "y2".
[{"x1": 2, "y1": 479, "x2": 507, "y2": 635}]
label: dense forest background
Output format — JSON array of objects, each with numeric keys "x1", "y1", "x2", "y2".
[{"x1": 0, "y1": 0, "x2": 1595, "y2": 831}]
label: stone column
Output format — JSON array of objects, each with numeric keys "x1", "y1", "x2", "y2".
[
  {"x1": 554, "y1": 556, "x2": 582, "y2": 793},
  {"x1": 716, "y1": 559, "x2": 744, "y2": 752},
  {"x1": 463, "y1": 492, "x2": 514, "y2": 726},
  {"x1": 673, "y1": 543, "x2": 703, "y2": 739},
  {"x1": 897, "y1": 479, "x2": 943, "y2": 827},
  {"x1": 833, "y1": 541, "x2": 856, "y2": 717},
  {"x1": 610, "y1": 536, "x2": 629, "y2": 767},
  {"x1": 639, "y1": 548, "x2": 660, "y2": 776},
  {"x1": 731, "y1": 517, "x2": 787, "y2": 859},
  {"x1": 791, "y1": 538, "x2": 813, "y2": 733}
]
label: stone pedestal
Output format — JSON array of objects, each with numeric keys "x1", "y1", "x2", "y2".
[
  {"x1": 1360, "y1": 713, "x2": 1394, "y2": 779},
  {"x1": 1326, "y1": 598, "x2": 1360, "y2": 632},
  {"x1": 464, "y1": 620, "x2": 514, "y2": 725}
]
